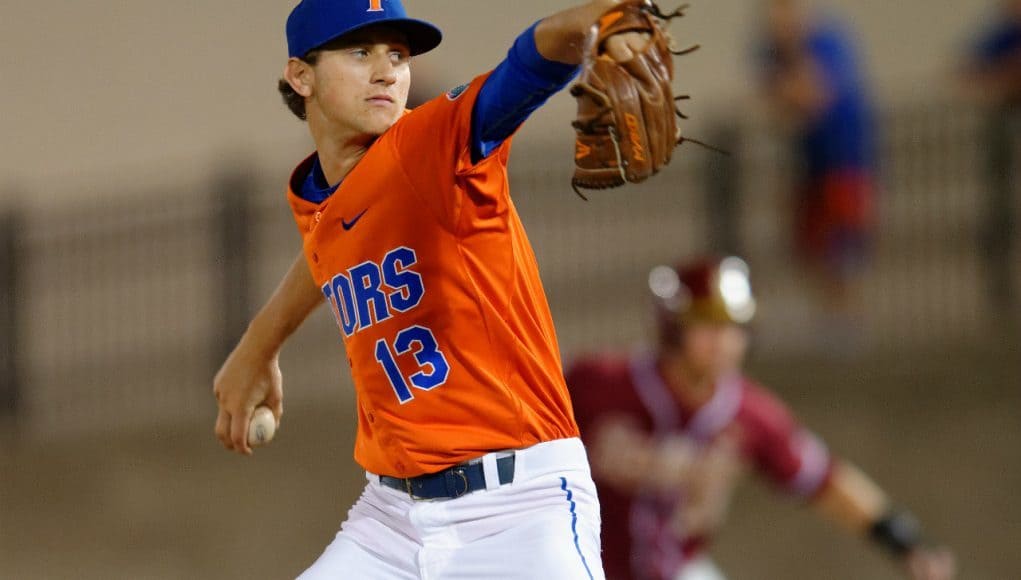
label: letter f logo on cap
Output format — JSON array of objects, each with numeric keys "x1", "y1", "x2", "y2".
[{"x1": 368, "y1": 0, "x2": 383, "y2": 12}]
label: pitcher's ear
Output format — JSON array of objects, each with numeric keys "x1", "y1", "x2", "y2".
[{"x1": 284, "y1": 58, "x2": 314, "y2": 98}]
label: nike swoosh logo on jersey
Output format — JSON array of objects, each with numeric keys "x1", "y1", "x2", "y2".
[{"x1": 341, "y1": 209, "x2": 368, "y2": 231}]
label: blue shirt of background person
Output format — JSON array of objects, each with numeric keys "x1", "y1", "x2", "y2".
[
  {"x1": 967, "y1": 9, "x2": 1021, "y2": 105},
  {"x1": 799, "y1": 19, "x2": 876, "y2": 179},
  {"x1": 972, "y1": 16, "x2": 1021, "y2": 66},
  {"x1": 762, "y1": 17, "x2": 877, "y2": 180}
]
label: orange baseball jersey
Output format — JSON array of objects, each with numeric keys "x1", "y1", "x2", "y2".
[{"x1": 287, "y1": 74, "x2": 579, "y2": 478}]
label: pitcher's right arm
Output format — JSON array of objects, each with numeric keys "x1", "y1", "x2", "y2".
[{"x1": 214, "y1": 251, "x2": 324, "y2": 455}]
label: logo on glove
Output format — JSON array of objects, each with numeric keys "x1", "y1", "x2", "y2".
[
  {"x1": 575, "y1": 141, "x2": 593, "y2": 160},
  {"x1": 625, "y1": 113, "x2": 646, "y2": 163}
]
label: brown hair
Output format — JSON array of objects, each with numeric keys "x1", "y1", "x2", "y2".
[{"x1": 277, "y1": 51, "x2": 322, "y2": 121}]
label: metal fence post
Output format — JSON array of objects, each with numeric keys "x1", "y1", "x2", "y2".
[
  {"x1": 1007, "y1": 109, "x2": 1021, "y2": 333},
  {"x1": 0, "y1": 207, "x2": 22, "y2": 418},
  {"x1": 703, "y1": 123, "x2": 743, "y2": 256},
  {"x1": 214, "y1": 173, "x2": 255, "y2": 368},
  {"x1": 983, "y1": 108, "x2": 1018, "y2": 333}
]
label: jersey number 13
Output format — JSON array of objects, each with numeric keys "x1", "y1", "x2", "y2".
[{"x1": 374, "y1": 325, "x2": 450, "y2": 404}]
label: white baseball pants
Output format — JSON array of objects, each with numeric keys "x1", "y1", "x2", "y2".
[{"x1": 298, "y1": 438, "x2": 605, "y2": 580}]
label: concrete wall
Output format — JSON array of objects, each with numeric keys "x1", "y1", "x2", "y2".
[{"x1": 0, "y1": 0, "x2": 1001, "y2": 201}]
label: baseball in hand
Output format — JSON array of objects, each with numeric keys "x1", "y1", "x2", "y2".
[{"x1": 248, "y1": 407, "x2": 277, "y2": 447}]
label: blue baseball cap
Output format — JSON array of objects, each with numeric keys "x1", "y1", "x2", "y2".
[{"x1": 287, "y1": 0, "x2": 443, "y2": 59}]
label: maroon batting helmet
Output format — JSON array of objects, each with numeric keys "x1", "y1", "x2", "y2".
[{"x1": 649, "y1": 256, "x2": 757, "y2": 346}]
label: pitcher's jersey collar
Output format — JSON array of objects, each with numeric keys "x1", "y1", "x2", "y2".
[{"x1": 296, "y1": 154, "x2": 341, "y2": 204}]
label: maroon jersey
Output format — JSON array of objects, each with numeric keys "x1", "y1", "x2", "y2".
[{"x1": 567, "y1": 351, "x2": 833, "y2": 580}]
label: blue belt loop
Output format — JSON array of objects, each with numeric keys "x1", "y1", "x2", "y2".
[{"x1": 497, "y1": 454, "x2": 515, "y2": 484}]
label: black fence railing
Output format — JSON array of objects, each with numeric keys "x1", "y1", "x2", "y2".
[
  {"x1": 0, "y1": 101, "x2": 1017, "y2": 437},
  {"x1": 0, "y1": 207, "x2": 21, "y2": 418}
]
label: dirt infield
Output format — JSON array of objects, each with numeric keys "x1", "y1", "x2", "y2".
[{"x1": 2, "y1": 348, "x2": 1018, "y2": 579}]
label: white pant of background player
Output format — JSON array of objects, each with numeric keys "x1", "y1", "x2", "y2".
[
  {"x1": 675, "y1": 558, "x2": 727, "y2": 580},
  {"x1": 299, "y1": 438, "x2": 605, "y2": 580}
]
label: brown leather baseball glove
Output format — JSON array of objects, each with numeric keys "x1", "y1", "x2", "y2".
[{"x1": 571, "y1": 1, "x2": 695, "y2": 195}]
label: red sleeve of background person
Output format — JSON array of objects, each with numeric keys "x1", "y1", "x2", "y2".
[{"x1": 736, "y1": 380, "x2": 834, "y2": 498}]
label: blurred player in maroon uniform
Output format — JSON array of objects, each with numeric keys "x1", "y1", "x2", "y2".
[{"x1": 567, "y1": 257, "x2": 955, "y2": 580}]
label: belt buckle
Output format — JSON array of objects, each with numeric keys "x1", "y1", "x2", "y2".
[
  {"x1": 403, "y1": 468, "x2": 470, "y2": 500},
  {"x1": 450, "y1": 468, "x2": 469, "y2": 499}
]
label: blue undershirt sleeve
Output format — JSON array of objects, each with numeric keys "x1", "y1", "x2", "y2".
[{"x1": 471, "y1": 21, "x2": 581, "y2": 163}]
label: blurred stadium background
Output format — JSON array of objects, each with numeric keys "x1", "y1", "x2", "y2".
[{"x1": 1, "y1": 1, "x2": 1019, "y2": 579}]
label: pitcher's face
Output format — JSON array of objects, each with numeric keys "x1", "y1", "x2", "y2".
[{"x1": 305, "y1": 27, "x2": 412, "y2": 137}]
